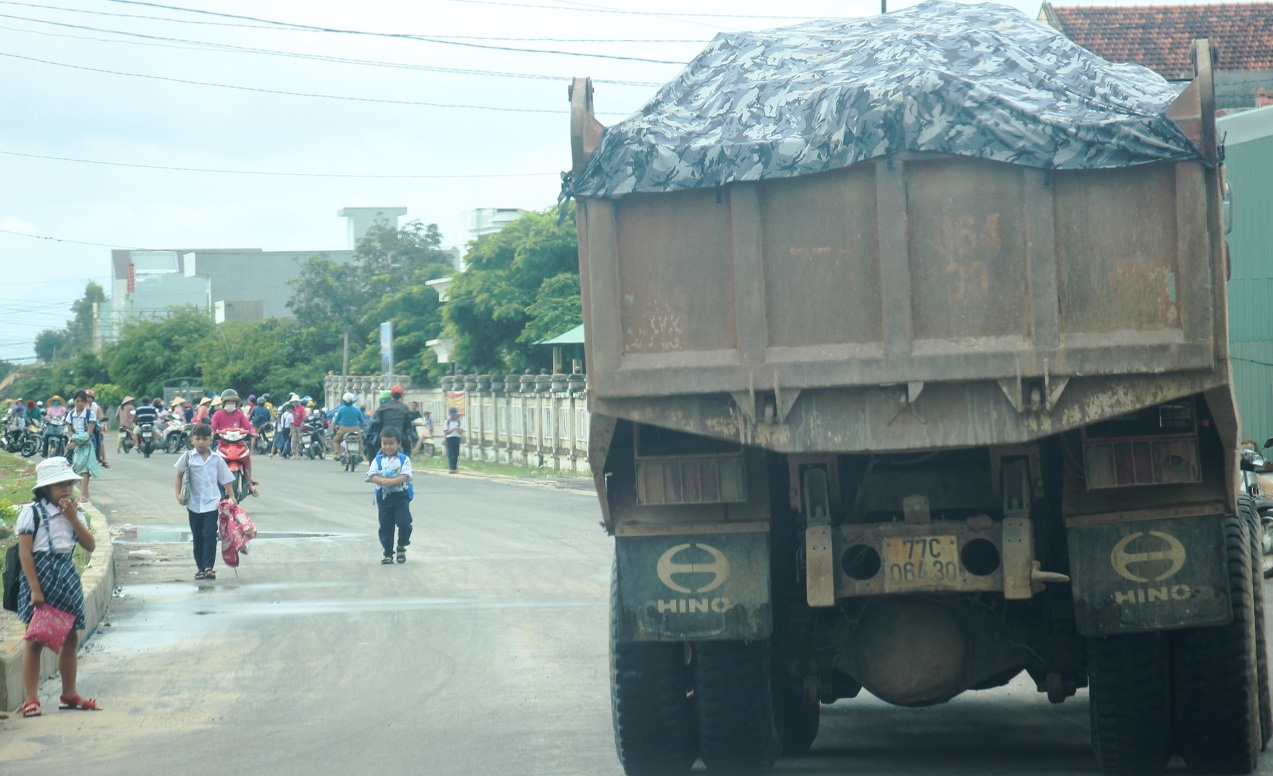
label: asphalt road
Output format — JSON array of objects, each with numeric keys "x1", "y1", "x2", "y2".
[{"x1": 0, "y1": 448, "x2": 1270, "y2": 775}]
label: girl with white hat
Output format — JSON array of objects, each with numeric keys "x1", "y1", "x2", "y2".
[{"x1": 15, "y1": 457, "x2": 100, "y2": 718}]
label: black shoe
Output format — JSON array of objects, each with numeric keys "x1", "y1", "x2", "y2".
[{"x1": 381, "y1": 556, "x2": 394, "y2": 565}]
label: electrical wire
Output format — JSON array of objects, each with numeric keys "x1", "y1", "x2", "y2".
[
  {"x1": 0, "y1": 150, "x2": 563, "y2": 179},
  {"x1": 441, "y1": 0, "x2": 822, "y2": 19},
  {"x1": 96, "y1": 0, "x2": 687, "y2": 64},
  {"x1": 0, "y1": 1, "x2": 709, "y2": 43},
  {"x1": 0, "y1": 13, "x2": 665, "y2": 87},
  {"x1": 0, "y1": 226, "x2": 142, "y2": 249},
  {"x1": 0, "y1": 50, "x2": 595, "y2": 114}
]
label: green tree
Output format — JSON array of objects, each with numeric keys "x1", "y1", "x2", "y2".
[
  {"x1": 442, "y1": 206, "x2": 580, "y2": 373},
  {"x1": 34, "y1": 329, "x2": 71, "y2": 363},
  {"x1": 103, "y1": 306, "x2": 214, "y2": 398}
]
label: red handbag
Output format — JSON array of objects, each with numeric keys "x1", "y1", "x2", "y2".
[{"x1": 25, "y1": 604, "x2": 76, "y2": 653}]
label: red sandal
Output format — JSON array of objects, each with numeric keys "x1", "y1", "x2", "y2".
[
  {"x1": 20, "y1": 699, "x2": 41, "y2": 717},
  {"x1": 59, "y1": 694, "x2": 101, "y2": 711}
]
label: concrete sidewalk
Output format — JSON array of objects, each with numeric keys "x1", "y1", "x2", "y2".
[{"x1": 0, "y1": 504, "x2": 114, "y2": 712}]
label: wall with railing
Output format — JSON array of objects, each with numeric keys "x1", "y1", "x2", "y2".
[{"x1": 323, "y1": 372, "x2": 590, "y2": 473}]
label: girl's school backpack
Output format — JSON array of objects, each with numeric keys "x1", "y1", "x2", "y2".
[{"x1": 3, "y1": 503, "x2": 44, "y2": 612}]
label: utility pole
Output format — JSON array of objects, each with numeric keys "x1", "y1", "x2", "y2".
[
  {"x1": 91, "y1": 302, "x2": 101, "y2": 353},
  {"x1": 882, "y1": 0, "x2": 887, "y2": 12},
  {"x1": 342, "y1": 329, "x2": 349, "y2": 380}
]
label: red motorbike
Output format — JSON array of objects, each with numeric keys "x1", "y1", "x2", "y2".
[{"x1": 216, "y1": 428, "x2": 254, "y2": 501}]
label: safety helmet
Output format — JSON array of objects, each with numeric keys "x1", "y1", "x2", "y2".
[
  {"x1": 247, "y1": 394, "x2": 256, "y2": 402},
  {"x1": 260, "y1": 393, "x2": 270, "y2": 402},
  {"x1": 221, "y1": 389, "x2": 240, "y2": 401},
  {"x1": 85, "y1": 389, "x2": 95, "y2": 398},
  {"x1": 36, "y1": 401, "x2": 43, "y2": 407},
  {"x1": 380, "y1": 390, "x2": 391, "y2": 401},
  {"x1": 342, "y1": 392, "x2": 355, "y2": 403},
  {"x1": 390, "y1": 384, "x2": 405, "y2": 397}
]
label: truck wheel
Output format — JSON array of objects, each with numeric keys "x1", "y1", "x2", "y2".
[
  {"x1": 695, "y1": 640, "x2": 782, "y2": 773},
  {"x1": 779, "y1": 689, "x2": 819, "y2": 757},
  {"x1": 609, "y1": 564, "x2": 696, "y2": 775},
  {"x1": 1087, "y1": 633, "x2": 1171, "y2": 775},
  {"x1": 1241, "y1": 497, "x2": 1272, "y2": 750},
  {"x1": 1172, "y1": 513, "x2": 1261, "y2": 774}
]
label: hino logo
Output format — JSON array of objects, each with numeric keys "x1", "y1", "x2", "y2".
[
  {"x1": 1110, "y1": 531, "x2": 1187, "y2": 583},
  {"x1": 656, "y1": 543, "x2": 730, "y2": 594}
]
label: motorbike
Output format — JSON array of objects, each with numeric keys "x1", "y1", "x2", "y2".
[
  {"x1": 3, "y1": 417, "x2": 25, "y2": 453},
  {"x1": 41, "y1": 415, "x2": 67, "y2": 458},
  {"x1": 136, "y1": 421, "x2": 158, "y2": 458},
  {"x1": 1240, "y1": 443, "x2": 1273, "y2": 578},
  {"x1": 300, "y1": 419, "x2": 328, "y2": 460},
  {"x1": 119, "y1": 426, "x2": 135, "y2": 454},
  {"x1": 216, "y1": 428, "x2": 254, "y2": 501},
  {"x1": 338, "y1": 429, "x2": 363, "y2": 472},
  {"x1": 19, "y1": 420, "x2": 42, "y2": 457},
  {"x1": 253, "y1": 422, "x2": 274, "y2": 455},
  {"x1": 164, "y1": 420, "x2": 190, "y2": 454}
]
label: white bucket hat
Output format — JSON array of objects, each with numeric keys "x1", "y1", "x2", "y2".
[{"x1": 32, "y1": 457, "x2": 80, "y2": 494}]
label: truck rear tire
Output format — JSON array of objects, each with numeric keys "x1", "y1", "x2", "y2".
[
  {"x1": 779, "y1": 691, "x2": 819, "y2": 757},
  {"x1": 695, "y1": 640, "x2": 782, "y2": 773},
  {"x1": 1172, "y1": 513, "x2": 1261, "y2": 775},
  {"x1": 1087, "y1": 633, "x2": 1172, "y2": 775},
  {"x1": 609, "y1": 564, "x2": 695, "y2": 776},
  {"x1": 1241, "y1": 496, "x2": 1273, "y2": 750}
]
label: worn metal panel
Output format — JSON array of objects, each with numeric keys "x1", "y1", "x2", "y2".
[
  {"x1": 614, "y1": 188, "x2": 737, "y2": 354},
  {"x1": 907, "y1": 158, "x2": 1030, "y2": 341},
  {"x1": 758, "y1": 165, "x2": 880, "y2": 347},
  {"x1": 614, "y1": 532, "x2": 772, "y2": 642},
  {"x1": 1067, "y1": 514, "x2": 1230, "y2": 636},
  {"x1": 1054, "y1": 164, "x2": 1183, "y2": 336}
]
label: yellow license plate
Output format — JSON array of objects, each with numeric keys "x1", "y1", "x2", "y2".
[{"x1": 883, "y1": 535, "x2": 962, "y2": 591}]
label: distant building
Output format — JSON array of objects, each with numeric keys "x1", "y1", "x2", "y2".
[
  {"x1": 1038, "y1": 2, "x2": 1273, "y2": 109},
  {"x1": 104, "y1": 207, "x2": 407, "y2": 335}
]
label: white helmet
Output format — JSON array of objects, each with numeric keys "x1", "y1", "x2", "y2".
[{"x1": 342, "y1": 392, "x2": 355, "y2": 403}]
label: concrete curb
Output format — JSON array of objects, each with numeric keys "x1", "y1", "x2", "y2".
[{"x1": 0, "y1": 503, "x2": 114, "y2": 712}]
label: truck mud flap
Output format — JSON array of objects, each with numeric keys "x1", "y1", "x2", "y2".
[
  {"x1": 1068, "y1": 514, "x2": 1230, "y2": 636},
  {"x1": 614, "y1": 532, "x2": 771, "y2": 642}
]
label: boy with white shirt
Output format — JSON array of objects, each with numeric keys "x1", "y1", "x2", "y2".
[{"x1": 174, "y1": 423, "x2": 237, "y2": 580}]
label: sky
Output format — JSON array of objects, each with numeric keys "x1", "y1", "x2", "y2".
[{"x1": 0, "y1": 0, "x2": 1244, "y2": 363}]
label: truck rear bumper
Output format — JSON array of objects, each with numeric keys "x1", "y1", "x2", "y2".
[{"x1": 1067, "y1": 509, "x2": 1230, "y2": 636}]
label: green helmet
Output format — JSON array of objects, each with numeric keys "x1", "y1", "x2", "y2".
[{"x1": 379, "y1": 390, "x2": 392, "y2": 401}]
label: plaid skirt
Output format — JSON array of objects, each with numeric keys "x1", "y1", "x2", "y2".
[{"x1": 18, "y1": 551, "x2": 86, "y2": 630}]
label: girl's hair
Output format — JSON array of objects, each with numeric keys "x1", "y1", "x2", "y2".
[
  {"x1": 73, "y1": 389, "x2": 89, "y2": 402},
  {"x1": 190, "y1": 423, "x2": 213, "y2": 438},
  {"x1": 33, "y1": 485, "x2": 61, "y2": 503}
]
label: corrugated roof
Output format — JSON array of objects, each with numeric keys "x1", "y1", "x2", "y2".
[{"x1": 1046, "y1": 2, "x2": 1273, "y2": 79}]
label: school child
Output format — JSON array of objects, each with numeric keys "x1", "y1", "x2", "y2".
[
  {"x1": 65, "y1": 390, "x2": 100, "y2": 501},
  {"x1": 16, "y1": 457, "x2": 100, "y2": 718},
  {"x1": 272, "y1": 403, "x2": 295, "y2": 458},
  {"x1": 174, "y1": 423, "x2": 238, "y2": 580},
  {"x1": 365, "y1": 427, "x2": 413, "y2": 565}
]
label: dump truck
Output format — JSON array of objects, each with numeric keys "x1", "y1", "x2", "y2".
[{"x1": 566, "y1": 3, "x2": 1267, "y2": 774}]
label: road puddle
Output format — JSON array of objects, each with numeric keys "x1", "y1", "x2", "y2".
[{"x1": 112, "y1": 524, "x2": 338, "y2": 544}]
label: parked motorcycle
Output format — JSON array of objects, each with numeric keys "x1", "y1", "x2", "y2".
[
  {"x1": 165, "y1": 420, "x2": 190, "y2": 454},
  {"x1": 1240, "y1": 443, "x2": 1273, "y2": 578},
  {"x1": 41, "y1": 416, "x2": 67, "y2": 458},
  {"x1": 300, "y1": 419, "x2": 328, "y2": 460},
  {"x1": 338, "y1": 429, "x2": 363, "y2": 472},
  {"x1": 216, "y1": 428, "x2": 254, "y2": 501},
  {"x1": 18, "y1": 420, "x2": 41, "y2": 457},
  {"x1": 253, "y1": 422, "x2": 274, "y2": 455}
]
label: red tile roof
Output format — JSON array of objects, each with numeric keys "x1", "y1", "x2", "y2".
[{"x1": 1045, "y1": 3, "x2": 1273, "y2": 78}]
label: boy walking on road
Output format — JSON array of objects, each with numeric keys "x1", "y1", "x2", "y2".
[
  {"x1": 365, "y1": 427, "x2": 413, "y2": 565},
  {"x1": 175, "y1": 423, "x2": 237, "y2": 580}
]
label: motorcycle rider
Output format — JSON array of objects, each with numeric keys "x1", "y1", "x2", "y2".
[
  {"x1": 25, "y1": 399, "x2": 42, "y2": 425},
  {"x1": 132, "y1": 397, "x2": 159, "y2": 449},
  {"x1": 371, "y1": 385, "x2": 412, "y2": 451},
  {"x1": 114, "y1": 396, "x2": 136, "y2": 452},
  {"x1": 210, "y1": 389, "x2": 258, "y2": 495},
  {"x1": 331, "y1": 393, "x2": 364, "y2": 453},
  {"x1": 45, "y1": 395, "x2": 67, "y2": 421}
]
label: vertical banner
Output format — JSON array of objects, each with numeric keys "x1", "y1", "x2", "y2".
[
  {"x1": 446, "y1": 391, "x2": 467, "y2": 415},
  {"x1": 379, "y1": 321, "x2": 394, "y2": 374}
]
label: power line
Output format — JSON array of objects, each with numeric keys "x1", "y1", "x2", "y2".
[
  {"x1": 0, "y1": 1, "x2": 707, "y2": 43},
  {"x1": 442, "y1": 0, "x2": 821, "y2": 19},
  {"x1": 98, "y1": 0, "x2": 686, "y2": 64},
  {"x1": 0, "y1": 50, "x2": 590, "y2": 114},
  {"x1": 0, "y1": 150, "x2": 564, "y2": 179},
  {"x1": 0, "y1": 12, "x2": 665, "y2": 87},
  {"x1": 0, "y1": 226, "x2": 142, "y2": 249}
]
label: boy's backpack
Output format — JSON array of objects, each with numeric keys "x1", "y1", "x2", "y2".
[
  {"x1": 374, "y1": 452, "x2": 414, "y2": 502},
  {"x1": 3, "y1": 502, "x2": 44, "y2": 612}
]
